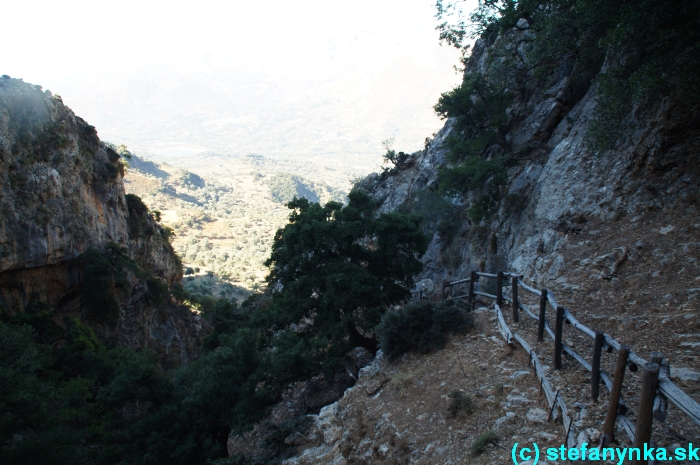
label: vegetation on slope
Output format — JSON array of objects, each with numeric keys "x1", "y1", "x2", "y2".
[
  {"x1": 124, "y1": 154, "x2": 350, "y2": 295},
  {"x1": 428, "y1": 0, "x2": 700, "y2": 227},
  {"x1": 267, "y1": 172, "x2": 346, "y2": 205},
  {"x1": 376, "y1": 300, "x2": 473, "y2": 360}
]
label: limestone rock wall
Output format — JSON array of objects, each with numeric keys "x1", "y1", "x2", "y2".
[
  {"x1": 0, "y1": 76, "x2": 202, "y2": 363},
  {"x1": 357, "y1": 21, "x2": 700, "y2": 293}
]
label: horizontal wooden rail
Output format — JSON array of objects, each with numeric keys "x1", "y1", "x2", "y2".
[
  {"x1": 446, "y1": 293, "x2": 470, "y2": 301},
  {"x1": 498, "y1": 306, "x2": 574, "y2": 445},
  {"x1": 474, "y1": 291, "x2": 497, "y2": 300},
  {"x1": 518, "y1": 279, "x2": 542, "y2": 296},
  {"x1": 562, "y1": 309, "x2": 596, "y2": 339},
  {"x1": 521, "y1": 302, "x2": 634, "y2": 421},
  {"x1": 657, "y1": 377, "x2": 700, "y2": 426},
  {"x1": 457, "y1": 269, "x2": 700, "y2": 428},
  {"x1": 519, "y1": 303, "x2": 555, "y2": 339},
  {"x1": 511, "y1": 332, "x2": 575, "y2": 446},
  {"x1": 445, "y1": 277, "x2": 471, "y2": 287},
  {"x1": 475, "y1": 272, "x2": 498, "y2": 278},
  {"x1": 474, "y1": 291, "x2": 513, "y2": 305},
  {"x1": 475, "y1": 271, "x2": 521, "y2": 279},
  {"x1": 494, "y1": 304, "x2": 514, "y2": 346},
  {"x1": 513, "y1": 333, "x2": 557, "y2": 408},
  {"x1": 516, "y1": 280, "x2": 700, "y2": 426}
]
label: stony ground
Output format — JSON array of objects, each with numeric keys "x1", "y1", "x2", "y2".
[
  {"x1": 512, "y1": 204, "x2": 700, "y2": 450},
  {"x1": 281, "y1": 309, "x2": 567, "y2": 465}
]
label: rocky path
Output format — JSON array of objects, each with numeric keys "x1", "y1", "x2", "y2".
[
  {"x1": 283, "y1": 309, "x2": 567, "y2": 465},
  {"x1": 506, "y1": 291, "x2": 700, "y2": 463}
]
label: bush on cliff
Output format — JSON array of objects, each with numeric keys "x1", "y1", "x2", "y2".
[{"x1": 376, "y1": 300, "x2": 473, "y2": 360}]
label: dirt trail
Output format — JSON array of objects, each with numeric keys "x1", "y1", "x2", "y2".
[{"x1": 284, "y1": 309, "x2": 567, "y2": 464}]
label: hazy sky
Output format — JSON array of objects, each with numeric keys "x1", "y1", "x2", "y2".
[{"x1": 3, "y1": 0, "x2": 478, "y2": 163}]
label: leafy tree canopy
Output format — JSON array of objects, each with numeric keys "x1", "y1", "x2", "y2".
[{"x1": 264, "y1": 191, "x2": 428, "y2": 365}]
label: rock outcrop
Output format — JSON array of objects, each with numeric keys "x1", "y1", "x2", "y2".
[
  {"x1": 356, "y1": 22, "x2": 700, "y2": 292},
  {"x1": 0, "y1": 76, "x2": 204, "y2": 364}
]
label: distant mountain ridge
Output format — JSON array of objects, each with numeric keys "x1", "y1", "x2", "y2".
[{"x1": 48, "y1": 41, "x2": 461, "y2": 164}]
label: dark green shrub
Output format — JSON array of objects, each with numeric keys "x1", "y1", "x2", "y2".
[
  {"x1": 472, "y1": 430, "x2": 497, "y2": 455},
  {"x1": 144, "y1": 274, "x2": 169, "y2": 307},
  {"x1": 447, "y1": 390, "x2": 474, "y2": 417},
  {"x1": 438, "y1": 156, "x2": 509, "y2": 222},
  {"x1": 126, "y1": 194, "x2": 150, "y2": 238},
  {"x1": 502, "y1": 192, "x2": 527, "y2": 216},
  {"x1": 259, "y1": 416, "x2": 313, "y2": 463},
  {"x1": 404, "y1": 187, "x2": 461, "y2": 243},
  {"x1": 170, "y1": 282, "x2": 188, "y2": 302},
  {"x1": 376, "y1": 300, "x2": 473, "y2": 360},
  {"x1": 434, "y1": 75, "x2": 513, "y2": 164}
]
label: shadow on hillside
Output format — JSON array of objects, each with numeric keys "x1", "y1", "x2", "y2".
[{"x1": 182, "y1": 271, "x2": 252, "y2": 304}]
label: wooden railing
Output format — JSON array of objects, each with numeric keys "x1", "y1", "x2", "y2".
[{"x1": 439, "y1": 271, "x2": 700, "y2": 451}]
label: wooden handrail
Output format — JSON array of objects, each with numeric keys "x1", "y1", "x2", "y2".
[
  {"x1": 475, "y1": 272, "x2": 498, "y2": 278},
  {"x1": 562, "y1": 309, "x2": 595, "y2": 339},
  {"x1": 518, "y1": 278, "x2": 541, "y2": 296},
  {"x1": 474, "y1": 290, "x2": 497, "y2": 300},
  {"x1": 494, "y1": 304, "x2": 514, "y2": 346},
  {"x1": 468, "y1": 269, "x2": 700, "y2": 427},
  {"x1": 444, "y1": 277, "x2": 471, "y2": 286},
  {"x1": 547, "y1": 291, "x2": 558, "y2": 311}
]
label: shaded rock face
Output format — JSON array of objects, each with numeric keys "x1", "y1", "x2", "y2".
[
  {"x1": 0, "y1": 78, "x2": 129, "y2": 271},
  {"x1": 356, "y1": 23, "x2": 700, "y2": 292},
  {"x1": 0, "y1": 77, "x2": 202, "y2": 363},
  {"x1": 227, "y1": 348, "x2": 374, "y2": 460}
]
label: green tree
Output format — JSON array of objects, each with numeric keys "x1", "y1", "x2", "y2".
[{"x1": 263, "y1": 191, "x2": 427, "y2": 365}]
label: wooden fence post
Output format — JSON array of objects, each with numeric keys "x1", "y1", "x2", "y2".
[
  {"x1": 496, "y1": 271, "x2": 503, "y2": 307},
  {"x1": 591, "y1": 332, "x2": 604, "y2": 401},
  {"x1": 511, "y1": 275, "x2": 519, "y2": 323},
  {"x1": 602, "y1": 345, "x2": 630, "y2": 445},
  {"x1": 468, "y1": 271, "x2": 476, "y2": 311},
  {"x1": 650, "y1": 352, "x2": 668, "y2": 422},
  {"x1": 632, "y1": 362, "x2": 660, "y2": 465},
  {"x1": 554, "y1": 306, "x2": 564, "y2": 370},
  {"x1": 537, "y1": 289, "x2": 548, "y2": 342}
]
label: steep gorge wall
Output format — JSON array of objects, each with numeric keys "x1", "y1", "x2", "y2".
[
  {"x1": 358, "y1": 20, "x2": 700, "y2": 293},
  {"x1": 0, "y1": 76, "x2": 203, "y2": 364}
]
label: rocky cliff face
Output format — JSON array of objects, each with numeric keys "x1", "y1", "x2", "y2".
[
  {"x1": 358, "y1": 19, "x2": 700, "y2": 293},
  {"x1": 355, "y1": 19, "x2": 700, "y2": 392},
  {"x1": 0, "y1": 76, "x2": 204, "y2": 364}
]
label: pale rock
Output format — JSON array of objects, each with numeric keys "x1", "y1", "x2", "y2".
[
  {"x1": 506, "y1": 395, "x2": 532, "y2": 406},
  {"x1": 672, "y1": 367, "x2": 700, "y2": 381},
  {"x1": 494, "y1": 412, "x2": 516, "y2": 430},
  {"x1": 526, "y1": 408, "x2": 548, "y2": 423},
  {"x1": 511, "y1": 370, "x2": 531, "y2": 380}
]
